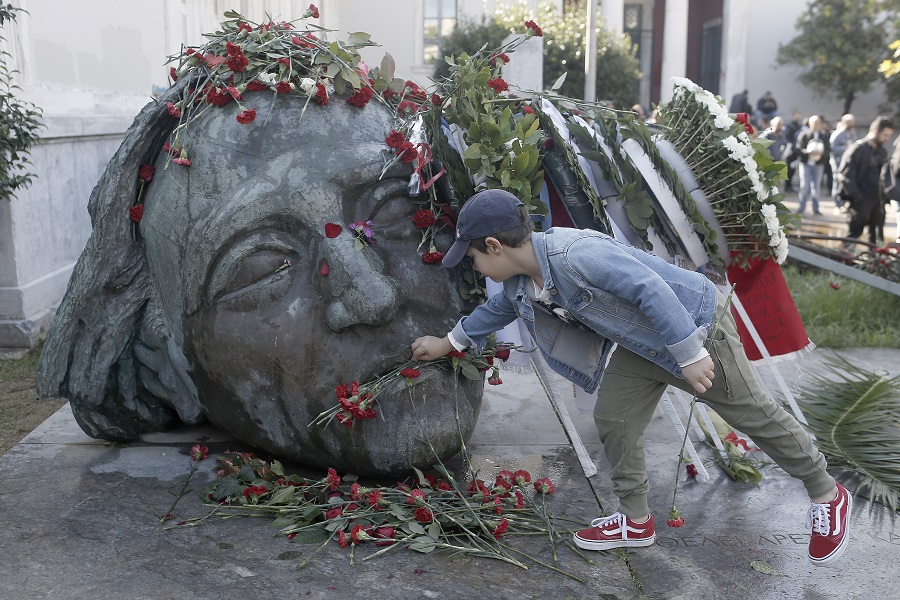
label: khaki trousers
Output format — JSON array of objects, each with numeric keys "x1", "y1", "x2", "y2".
[{"x1": 593, "y1": 298, "x2": 835, "y2": 518}]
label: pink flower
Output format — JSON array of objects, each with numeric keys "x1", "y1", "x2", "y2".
[
  {"x1": 320, "y1": 260, "x2": 330, "y2": 276},
  {"x1": 236, "y1": 108, "x2": 256, "y2": 124},
  {"x1": 534, "y1": 477, "x2": 555, "y2": 494}
]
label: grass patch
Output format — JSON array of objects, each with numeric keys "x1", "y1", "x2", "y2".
[
  {"x1": 0, "y1": 346, "x2": 66, "y2": 456},
  {"x1": 783, "y1": 264, "x2": 900, "y2": 348}
]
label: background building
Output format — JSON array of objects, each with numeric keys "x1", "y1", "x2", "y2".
[{"x1": 0, "y1": 0, "x2": 890, "y2": 350}]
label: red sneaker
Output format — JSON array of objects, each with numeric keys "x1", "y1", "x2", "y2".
[
  {"x1": 806, "y1": 483, "x2": 852, "y2": 566},
  {"x1": 573, "y1": 513, "x2": 656, "y2": 551}
]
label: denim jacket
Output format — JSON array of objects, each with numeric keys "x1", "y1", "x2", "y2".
[{"x1": 450, "y1": 228, "x2": 718, "y2": 392}]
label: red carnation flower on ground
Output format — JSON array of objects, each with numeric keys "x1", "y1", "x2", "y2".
[
  {"x1": 347, "y1": 86, "x2": 374, "y2": 108},
  {"x1": 172, "y1": 157, "x2": 191, "y2": 167},
  {"x1": 686, "y1": 463, "x2": 698, "y2": 479},
  {"x1": 513, "y1": 469, "x2": 531, "y2": 485},
  {"x1": 206, "y1": 86, "x2": 232, "y2": 106},
  {"x1": 272, "y1": 80, "x2": 290, "y2": 94},
  {"x1": 324, "y1": 223, "x2": 343, "y2": 238},
  {"x1": 337, "y1": 530, "x2": 349, "y2": 548},
  {"x1": 487, "y1": 78, "x2": 509, "y2": 94},
  {"x1": 525, "y1": 20, "x2": 543, "y2": 37},
  {"x1": 414, "y1": 507, "x2": 433, "y2": 523},
  {"x1": 412, "y1": 209, "x2": 437, "y2": 229},
  {"x1": 277, "y1": 57, "x2": 291, "y2": 68},
  {"x1": 667, "y1": 517, "x2": 685, "y2": 528},
  {"x1": 227, "y1": 86, "x2": 243, "y2": 102},
  {"x1": 829, "y1": 281, "x2": 841, "y2": 290},
  {"x1": 242, "y1": 485, "x2": 268, "y2": 498},
  {"x1": 129, "y1": 205, "x2": 144, "y2": 223},
  {"x1": 491, "y1": 518, "x2": 509, "y2": 539},
  {"x1": 407, "y1": 489, "x2": 426, "y2": 505},
  {"x1": 327, "y1": 467, "x2": 340, "y2": 491},
  {"x1": 534, "y1": 477, "x2": 555, "y2": 494},
  {"x1": 138, "y1": 164, "x2": 156, "y2": 182},
  {"x1": 314, "y1": 82, "x2": 328, "y2": 105},
  {"x1": 246, "y1": 79, "x2": 268, "y2": 92},
  {"x1": 400, "y1": 368, "x2": 421, "y2": 379},
  {"x1": 366, "y1": 489, "x2": 384, "y2": 509},
  {"x1": 350, "y1": 524, "x2": 369, "y2": 544},
  {"x1": 325, "y1": 507, "x2": 343, "y2": 520},
  {"x1": 236, "y1": 108, "x2": 257, "y2": 124},
  {"x1": 226, "y1": 53, "x2": 249, "y2": 73},
  {"x1": 190, "y1": 444, "x2": 208, "y2": 461},
  {"x1": 514, "y1": 491, "x2": 525, "y2": 509},
  {"x1": 422, "y1": 251, "x2": 445, "y2": 264}
]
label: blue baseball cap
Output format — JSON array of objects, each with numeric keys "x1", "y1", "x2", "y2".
[{"x1": 442, "y1": 189, "x2": 526, "y2": 268}]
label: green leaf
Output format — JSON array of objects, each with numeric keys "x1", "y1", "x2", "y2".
[
  {"x1": 428, "y1": 521, "x2": 441, "y2": 539},
  {"x1": 210, "y1": 476, "x2": 244, "y2": 501},
  {"x1": 269, "y1": 486, "x2": 296, "y2": 505},
  {"x1": 347, "y1": 32, "x2": 372, "y2": 45},
  {"x1": 749, "y1": 560, "x2": 784, "y2": 576},
  {"x1": 290, "y1": 524, "x2": 331, "y2": 545},
  {"x1": 407, "y1": 522, "x2": 426, "y2": 535},
  {"x1": 270, "y1": 460, "x2": 285, "y2": 476},
  {"x1": 380, "y1": 53, "x2": 396, "y2": 81},
  {"x1": 550, "y1": 72, "x2": 567, "y2": 91},
  {"x1": 459, "y1": 361, "x2": 482, "y2": 381},
  {"x1": 412, "y1": 466, "x2": 428, "y2": 486}
]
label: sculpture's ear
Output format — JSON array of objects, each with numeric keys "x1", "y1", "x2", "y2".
[{"x1": 36, "y1": 79, "x2": 203, "y2": 442}]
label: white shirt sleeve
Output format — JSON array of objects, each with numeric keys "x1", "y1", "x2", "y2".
[
  {"x1": 447, "y1": 330, "x2": 467, "y2": 352},
  {"x1": 678, "y1": 347, "x2": 710, "y2": 368}
]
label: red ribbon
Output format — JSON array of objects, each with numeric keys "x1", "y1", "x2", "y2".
[{"x1": 413, "y1": 142, "x2": 445, "y2": 191}]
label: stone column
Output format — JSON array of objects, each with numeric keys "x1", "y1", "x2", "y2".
[
  {"x1": 658, "y1": 0, "x2": 689, "y2": 103},
  {"x1": 502, "y1": 33, "x2": 543, "y2": 92},
  {"x1": 600, "y1": 0, "x2": 624, "y2": 35},
  {"x1": 721, "y1": 0, "x2": 751, "y2": 105},
  {"x1": 585, "y1": 0, "x2": 598, "y2": 102}
]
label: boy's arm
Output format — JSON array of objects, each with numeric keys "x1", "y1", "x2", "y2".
[{"x1": 411, "y1": 286, "x2": 519, "y2": 360}]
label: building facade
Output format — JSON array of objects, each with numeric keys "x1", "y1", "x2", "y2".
[{"x1": 0, "y1": 0, "x2": 890, "y2": 349}]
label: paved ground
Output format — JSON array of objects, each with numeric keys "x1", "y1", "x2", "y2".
[{"x1": 2, "y1": 344, "x2": 898, "y2": 600}]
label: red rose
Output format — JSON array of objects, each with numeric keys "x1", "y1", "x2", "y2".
[
  {"x1": 414, "y1": 507, "x2": 433, "y2": 523},
  {"x1": 491, "y1": 518, "x2": 509, "y2": 539},
  {"x1": 337, "y1": 530, "x2": 349, "y2": 548},
  {"x1": 138, "y1": 164, "x2": 156, "y2": 182},
  {"x1": 494, "y1": 345, "x2": 511, "y2": 361},
  {"x1": 347, "y1": 86, "x2": 374, "y2": 108},
  {"x1": 374, "y1": 526, "x2": 396, "y2": 546},
  {"x1": 487, "y1": 78, "x2": 509, "y2": 94},
  {"x1": 412, "y1": 209, "x2": 437, "y2": 229},
  {"x1": 525, "y1": 20, "x2": 543, "y2": 37},
  {"x1": 422, "y1": 251, "x2": 445, "y2": 264},
  {"x1": 385, "y1": 129, "x2": 406, "y2": 149},
  {"x1": 129, "y1": 205, "x2": 144, "y2": 223},
  {"x1": 400, "y1": 368, "x2": 421, "y2": 378},
  {"x1": 275, "y1": 80, "x2": 292, "y2": 94},
  {"x1": 324, "y1": 223, "x2": 343, "y2": 238},
  {"x1": 314, "y1": 82, "x2": 328, "y2": 105},
  {"x1": 236, "y1": 108, "x2": 256, "y2": 124},
  {"x1": 246, "y1": 79, "x2": 268, "y2": 92}
]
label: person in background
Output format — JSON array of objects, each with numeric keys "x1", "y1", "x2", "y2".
[
  {"x1": 837, "y1": 116, "x2": 894, "y2": 245},
  {"x1": 729, "y1": 89, "x2": 752, "y2": 115},
  {"x1": 759, "y1": 116, "x2": 789, "y2": 163},
  {"x1": 890, "y1": 136, "x2": 900, "y2": 245},
  {"x1": 796, "y1": 115, "x2": 830, "y2": 215},
  {"x1": 783, "y1": 112, "x2": 805, "y2": 192},
  {"x1": 829, "y1": 114, "x2": 857, "y2": 208},
  {"x1": 820, "y1": 119, "x2": 833, "y2": 199},
  {"x1": 755, "y1": 91, "x2": 779, "y2": 128},
  {"x1": 632, "y1": 104, "x2": 648, "y2": 121}
]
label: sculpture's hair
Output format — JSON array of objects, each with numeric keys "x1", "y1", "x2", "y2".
[{"x1": 36, "y1": 79, "x2": 203, "y2": 441}]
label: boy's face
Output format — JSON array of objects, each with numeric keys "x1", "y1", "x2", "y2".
[{"x1": 466, "y1": 240, "x2": 517, "y2": 283}]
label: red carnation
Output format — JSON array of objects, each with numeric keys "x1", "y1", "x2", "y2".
[
  {"x1": 412, "y1": 209, "x2": 437, "y2": 229},
  {"x1": 400, "y1": 368, "x2": 421, "y2": 379},
  {"x1": 448, "y1": 350, "x2": 466, "y2": 358},
  {"x1": 172, "y1": 157, "x2": 191, "y2": 167},
  {"x1": 667, "y1": 517, "x2": 685, "y2": 528},
  {"x1": 190, "y1": 444, "x2": 208, "y2": 461},
  {"x1": 324, "y1": 223, "x2": 343, "y2": 238},
  {"x1": 366, "y1": 489, "x2": 383, "y2": 508},
  {"x1": 494, "y1": 344, "x2": 511, "y2": 361},
  {"x1": 522, "y1": 105, "x2": 534, "y2": 114},
  {"x1": 236, "y1": 108, "x2": 257, "y2": 124},
  {"x1": 487, "y1": 369, "x2": 503, "y2": 386},
  {"x1": 513, "y1": 469, "x2": 531, "y2": 485},
  {"x1": 534, "y1": 477, "x2": 555, "y2": 494},
  {"x1": 686, "y1": 463, "x2": 698, "y2": 479},
  {"x1": 242, "y1": 485, "x2": 268, "y2": 498},
  {"x1": 487, "y1": 78, "x2": 509, "y2": 94},
  {"x1": 491, "y1": 518, "x2": 509, "y2": 539},
  {"x1": 246, "y1": 79, "x2": 268, "y2": 92},
  {"x1": 385, "y1": 129, "x2": 406, "y2": 149},
  {"x1": 514, "y1": 491, "x2": 525, "y2": 509},
  {"x1": 347, "y1": 86, "x2": 374, "y2": 108},
  {"x1": 398, "y1": 141, "x2": 418, "y2": 163},
  {"x1": 206, "y1": 86, "x2": 232, "y2": 107},
  {"x1": 226, "y1": 53, "x2": 249, "y2": 73},
  {"x1": 305, "y1": 3, "x2": 320, "y2": 18},
  {"x1": 277, "y1": 57, "x2": 291, "y2": 68},
  {"x1": 422, "y1": 251, "x2": 445, "y2": 264},
  {"x1": 314, "y1": 82, "x2": 328, "y2": 105},
  {"x1": 237, "y1": 22, "x2": 253, "y2": 33},
  {"x1": 407, "y1": 489, "x2": 426, "y2": 505},
  {"x1": 414, "y1": 507, "x2": 433, "y2": 523},
  {"x1": 327, "y1": 467, "x2": 341, "y2": 491},
  {"x1": 431, "y1": 93, "x2": 442, "y2": 106},
  {"x1": 325, "y1": 507, "x2": 343, "y2": 520},
  {"x1": 525, "y1": 20, "x2": 543, "y2": 37},
  {"x1": 129, "y1": 205, "x2": 144, "y2": 223},
  {"x1": 350, "y1": 524, "x2": 368, "y2": 544},
  {"x1": 398, "y1": 100, "x2": 421, "y2": 117},
  {"x1": 227, "y1": 86, "x2": 243, "y2": 102},
  {"x1": 166, "y1": 102, "x2": 181, "y2": 118},
  {"x1": 337, "y1": 530, "x2": 349, "y2": 548},
  {"x1": 275, "y1": 80, "x2": 292, "y2": 94},
  {"x1": 138, "y1": 164, "x2": 156, "y2": 182},
  {"x1": 169, "y1": 67, "x2": 178, "y2": 81},
  {"x1": 491, "y1": 53, "x2": 510, "y2": 65}
]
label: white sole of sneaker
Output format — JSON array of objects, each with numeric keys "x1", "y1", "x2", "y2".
[
  {"x1": 809, "y1": 491, "x2": 852, "y2": 567},
  {"x1": 572, "y1": 532, "x2": 657, "y2": 551}
]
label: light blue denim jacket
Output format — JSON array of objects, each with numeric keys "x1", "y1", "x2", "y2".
[{"x1": 450, "y1": 228, "x2": 718, "y2": 392}]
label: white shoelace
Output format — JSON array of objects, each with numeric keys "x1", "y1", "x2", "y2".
[
  {"x1": 590, "y1": 512, "x2": 628, "y2": 539},
  {"x1": 805, "y1": 502, "x2": 831, "y2": 536}
]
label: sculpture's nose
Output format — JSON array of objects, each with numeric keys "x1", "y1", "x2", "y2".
[{"x1": 324, "y1": 240, "x2": 401, "y2": 332}]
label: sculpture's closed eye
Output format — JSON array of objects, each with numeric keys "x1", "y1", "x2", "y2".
[{"x1": 206, "y1": 232, "x2": 306, "y2": 306}]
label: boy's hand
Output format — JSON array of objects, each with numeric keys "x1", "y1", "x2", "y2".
[
  {"x1": 411, "y1": 335, "x2": 454, "y2": 361},
  {"x1": 682, "y1": 355, "x2": 715, "y2": 394}
]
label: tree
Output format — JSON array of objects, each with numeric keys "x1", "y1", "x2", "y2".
[
  {"x1": 435, "y1": 0, "x2": 640, "y2": 107},
  {"x1": 775, "y1": 0, "x2": 899, "y2": 115},
  {"x1": 880, "y1": 39, "x2": 900, "y2": 119},
  {"x1": 0, "y1": 3, "x2": 42, "y2": 200}
]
